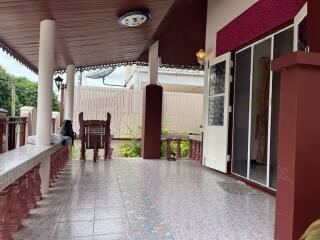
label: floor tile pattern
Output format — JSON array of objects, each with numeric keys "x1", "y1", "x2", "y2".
[{"x1": 13, "y1": 159, "x2": 275, "y2": 240}]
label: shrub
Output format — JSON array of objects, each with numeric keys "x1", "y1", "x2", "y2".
[
  {"x1": 119, "y1": 139, "x2": 141, "y2": 157},
  {"x1": 71, "y1": 145, "x2": 80, "y2": 160}
]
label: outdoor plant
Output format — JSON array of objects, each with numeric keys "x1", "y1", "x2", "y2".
[
  {"x1": 119, "y1": 126, "x2": 141, "y2": 157},
  {"x1": 71, "y1": 145, "x2": 80, "y2": 160},
  {"x1": 119, "y1": 139, "x2": 141, "y2": 157},
  {"x1": 300, "y1": 219, "x2": 320, "y2": 240}
]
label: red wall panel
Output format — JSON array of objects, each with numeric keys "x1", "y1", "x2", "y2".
[{"x1": 216, "y1": 0, "x2": 306, "y2": 56}]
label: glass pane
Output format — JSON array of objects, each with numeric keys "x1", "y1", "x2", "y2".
[
  {"x1": 298, "y1": 17, "x2": 308, "y2": 51},
  {"x1": 232, "y1": 48, "x2": 252, "y2": 177},
  {"x1": 274, "y1": 27, "x2": 294, "y2": 58},
  {"x1": 249, "y1": 39, "x2": 271, "y2": 185},
  {"x1": 269, "y1": 27, "x2": 294, "y2": 189},
  {"x1": 209, "y1": 61, "x2": 226, "y2": 96},
  {"x1": 208, "y1": 96, "x2": 224, "y2": 126}
]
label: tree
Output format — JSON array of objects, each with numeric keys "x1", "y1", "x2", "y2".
[{"x1": 0, "y1": 66, "x2": 60, "y2": 115}]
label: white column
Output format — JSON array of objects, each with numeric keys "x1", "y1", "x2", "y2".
[
  {"x1": 149, "y1": 41, "x2": 159, "y2": 85},
  {"x1": 65, "y1": 64, "x2": 76, "y2": 121},
  {"x1": 36, "y1": 19, "x2": 55, "y2": 195},
  {"x1": 36, "y1": 19, "x2": 55, "y2": 146}
]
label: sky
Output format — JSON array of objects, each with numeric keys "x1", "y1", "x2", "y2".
[{"x1": 0, "y1": 49, "x2": 126, "y2": 88}]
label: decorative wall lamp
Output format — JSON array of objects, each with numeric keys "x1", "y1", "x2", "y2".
[
  {"x1": 196, "y1": 49, "x2": 207, "y2": 67},
  {"x1": 54, "y1": 75, "x2": 67, "y2": 91}
]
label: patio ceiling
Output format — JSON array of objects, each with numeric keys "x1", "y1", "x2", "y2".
[{"x1": 0, "y1": 0, "x2": 207, "y2": 73}]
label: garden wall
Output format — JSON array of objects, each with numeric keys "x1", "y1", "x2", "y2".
[{"x1": 73, "y1": 86, "x2": 203, "y2": 138}]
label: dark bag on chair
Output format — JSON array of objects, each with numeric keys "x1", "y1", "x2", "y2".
[{"x1": 61, "y1": 120, "x2": 75, "y2": 145}]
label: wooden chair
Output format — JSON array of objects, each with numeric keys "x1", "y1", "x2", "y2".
[{"x1": 79, "y1": 112, "x2": 112, "y2": 162}]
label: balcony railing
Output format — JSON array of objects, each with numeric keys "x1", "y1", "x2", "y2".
[
  {"x1": 162, "y1": 133, "x2": 203, "y2": 162},
  {"x1": 0, "y1": 117, "x2": 27, "y2": 154}
]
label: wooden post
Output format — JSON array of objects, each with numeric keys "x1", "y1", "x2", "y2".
[
  {"x1": 19, "y1": 117, "x2": 27, "y2": 147},
  {"x1": 51, "y1": 118, "x2": 55, "y2": 134},
  {"x1": 176, "y1": 138, "x2": 181, "y2": 159},
  {"x1": 79, "y1": 112, "x2": 86, "y2": 161},
  {"x1": 166, "y1": 138, "x2": 171, "y2": 160},
  {"x1": 188, "y1": 139, "x2": 193, "y2": 159},
  {"x1": 0, "y1": 119, "x2": 5, "y2": 154},
  {"x1": 105, "y1": 112, "x2": 112, "y2": 160},
  {"x1": 8, "y1": 117, "x2": 16, "y2": 150}
]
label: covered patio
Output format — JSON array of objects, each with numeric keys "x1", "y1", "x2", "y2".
[
  {"x1": 13, "y1": 159, "x2": 274, "y2": 240},
  {"x1": 1, "y1": 0, "x2": 320, "y2": 239}
]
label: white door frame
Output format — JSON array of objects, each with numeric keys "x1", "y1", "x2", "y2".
[
  {"x1": 293, "y1": 2, "x2": 308, "y2": 51},
  {"x1": 203, "y1": 52, "x2": 231, "y2": 173}
]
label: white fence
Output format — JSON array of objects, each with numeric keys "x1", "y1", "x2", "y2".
[{"x1": 73, "y1": 86, "x2": 203, "y2": 138}]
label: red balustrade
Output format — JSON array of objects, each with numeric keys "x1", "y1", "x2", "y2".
[
  {"x1": 0, "y1": 143, "x2": 70, "y2": 239},
  {"x1": 0, "y1": 190, "x2": 10, "y2": 240},
  {"x1": 33, "y1": 165, "x2": 42, "y2": 201},
  {"x1": 192, "y1": 140, "x2": 196, "y2": 160},
  {"x1": 0, "y1": 119, "x2": 5, "y2": 154},
  {"x1": 7, "y1": 182, "x2": 21, "y2": 232},
  {"x1": 176, "y1": 139, "x2": 181, "y2": 159},
  {"x1": 50, "y1": 145, "x2": 70, "y2": 187},
  {"x1": 166, "y1": 138, "x2": 172, "y2": 160},
  {"x1": 188, "y1": 138, "x2": 202, "y2": 163},
  {"x1": 188, "y1": 139, "x2": 193, "y2": 159},
  {"x1": 26, "y1": 171, "x2": 36, "y2": 209},
  {"x1": 18, "y1": 176, "x2": 29, "y2": 219}
]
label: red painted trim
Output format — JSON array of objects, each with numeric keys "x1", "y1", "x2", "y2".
[{"x1": 216, "y1": 0, "x2": 306, "y2": 56}]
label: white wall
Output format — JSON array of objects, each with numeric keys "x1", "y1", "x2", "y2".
[
  {"x1": 73, "y1": 86, "x2": 203, "y2": 138},
  {"x1": 203, "y1": 0, "x2": 258, "y2": 127}
]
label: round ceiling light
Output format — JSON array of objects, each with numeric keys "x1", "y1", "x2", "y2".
[{"x1": 118, "y1": 11, "x2": 151, "y2": 27}]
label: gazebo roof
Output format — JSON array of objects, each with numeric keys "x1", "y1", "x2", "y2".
[{"x1": 0, "y1": 0, "x2": 206, "y2": 73}]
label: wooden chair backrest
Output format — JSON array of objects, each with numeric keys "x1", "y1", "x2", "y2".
[{"x1": 79, "y1": 112, "x2": 111, "y2": 150}]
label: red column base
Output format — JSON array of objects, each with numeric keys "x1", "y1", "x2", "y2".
[{"x1": 272, "y1": 51, "x2": 320, "y2": 240}]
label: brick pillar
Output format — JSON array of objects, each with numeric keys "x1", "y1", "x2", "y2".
[
  {"x1": 176, "y1": 139, "x2": 181, "y2": 159},
  {"x1": 0, "y1": 119, "x2": 5, "y2": 154},
  {"x1": 0, "y1": 190, "x2": 10, "y2": 240},
  {"x1": 166, "y1": 138, "x2": 171, "y2": 160},
  {"x1": 141, "y1": 84, "x2": 163, "y2": 159},
  {"x1": 272, "y1": 52, "x2": 320, "y2": 240},
  {"x1": 19, "y1": 117, "x2": 27, "y2": 147}
]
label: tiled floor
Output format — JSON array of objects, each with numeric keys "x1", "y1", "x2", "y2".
[{"x1": 13, "y1": 158, "x2": 275, "y2": 240}]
